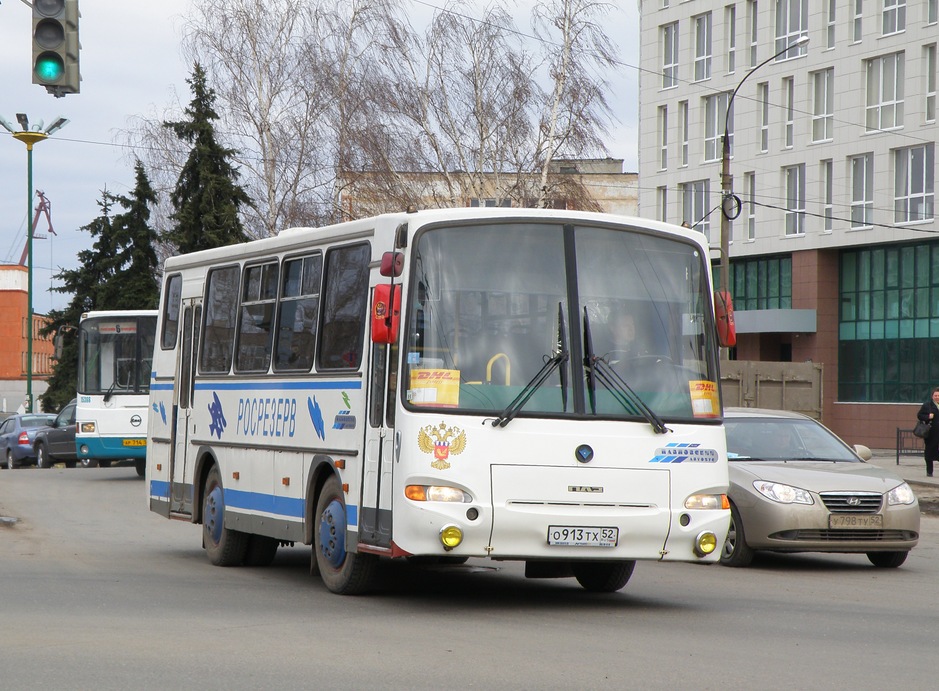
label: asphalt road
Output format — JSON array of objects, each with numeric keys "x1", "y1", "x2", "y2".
[{"x1": 2, "y1": 467, "x2": 938, "y2": 690}]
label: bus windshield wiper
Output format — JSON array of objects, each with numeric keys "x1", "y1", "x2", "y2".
[
  {"x1": 492, "y1": 303, "x2": 569, "y2": 428},
  {"x1": 583, "y1": 308, "x2": 670, "y2": 435}
]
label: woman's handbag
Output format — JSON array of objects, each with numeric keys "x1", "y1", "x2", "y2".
[{"x1": 914, "y1": 419, "x2": 931, "y2": 439}]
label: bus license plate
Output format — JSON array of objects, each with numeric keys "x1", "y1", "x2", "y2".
[
  {"x1": 123, "y1": 439, "x2": 146, "y2": 447},
  {"x1": 829, "y1": 514, "x2": 883, "y2": 529},
  {"x1": 547, "y1": 526, "x2": 618, "y2": 547}
]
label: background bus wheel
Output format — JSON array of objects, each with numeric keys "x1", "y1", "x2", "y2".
[
  {"x1": 81, "y1": 458, "x2": 98, "y2": 468},
  {"x1": 135, "y1": 459, "x2": 145, "y2": 477},
  {"x1": 244, "y1": 535, "x2": 279, "y2": 567},
  {"x1": 572, "y1": 560, "x2": 635, "y2": 592},
  {"x1": 314, "y1": 475, "x2": 376, "y2": 595},
  {"x1": 202, "y1": 465, "x2": 248, "y2": 566}
]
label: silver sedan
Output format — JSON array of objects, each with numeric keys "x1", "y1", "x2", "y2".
[{"x1": 721, "y1": 407, "x2": 920, "y2": 568}]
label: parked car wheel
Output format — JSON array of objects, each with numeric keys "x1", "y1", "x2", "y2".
[
  {"x1": 867, "y1": 551, "x2": 909, "y2": 568},
  {"x1": 35, "y1": 444, "x2": 54, "y2": 469},
  {"x1": 6, "y1": 449, "x2": 17, "y2": 470},
  {"x1": 720, "y1": 503, "x2": 755, "y2": 567}
]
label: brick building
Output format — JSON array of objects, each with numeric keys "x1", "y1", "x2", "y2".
[{"x1": 0, "y1": 265, "x2": 53, "y2": 413}]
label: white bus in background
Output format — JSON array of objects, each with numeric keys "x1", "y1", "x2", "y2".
[
  {"x1": 77, "y1": 310, "x2": 158, "y2": 476},
  {"x1": 147, "y1": 208, "x2": 736, "y2": 595}
]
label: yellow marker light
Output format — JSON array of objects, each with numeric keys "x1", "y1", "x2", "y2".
[
  {"x1": 439, "y1": 524, "x2": 463, "y2": 550},
  {"x1": 79, "y1": 422, "x2": 96, "y2": 434},
  {"x1": 695, "y1": 531, "x2": 718, "y2": 557},
  {"x1": 684, "y1": 493, "x2": 729, "y2": 510}
]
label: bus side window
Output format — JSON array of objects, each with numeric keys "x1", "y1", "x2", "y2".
[{"x1": 317, "y1": 242, "x2": 370, "y2": 370}]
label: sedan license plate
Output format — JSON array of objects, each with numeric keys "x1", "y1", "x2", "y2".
[
  {"x1": 829, "y1": 514, "x2": 883, "y2": 529},
  {"x1": 547, "y1": 526, "x2": 618, "y2": 547}
]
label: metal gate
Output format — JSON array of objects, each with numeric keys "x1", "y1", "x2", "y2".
[{"x1": 720, "y1": 361, "x2": 823, "y2": 419}]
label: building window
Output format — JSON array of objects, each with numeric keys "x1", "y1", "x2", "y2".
[
  {"x1": 851, "y1": 153, "x2": 874, "y2": 228},
  {"x1": 704, "y1": 92, "x2": 731, "y2": 162},
  {"x1": 839, "y1": 243, "x2": 939, "y2": 403},
  {"x1": 662, "y1": 22, "x2": 679, "y2": 89},
  {"x1": 774, "y1": 0, "x2": 808, "y2": 60},
  {"x1": 812, "y1": 69, "x2": 834, "y2": 142},
  {"x1": 865, "y1": 52, "x2": 904, "y2": 132},
  {"x1": 726, "y1": 5, "x2": 736, "y2": 73},
  {"x1": 784, "y1": 77, "x2": 794, "y2": 148},
  {"x1": 679, "y1": 100, "x2": 689, "y2": 166},
  {"x1": 930, "y1": 0, "x2": 938, "y2": 25},
  {"x1": 882, "y1": 0, "x2": 905, "y2": 36},
  {"x1": 694, "y1": 13, "x2": 712, "y2": 81},
  {"x1": 894, "y1": 144, "x2": 935, "y2": 223},
  {"x1": 748, "y1": 0, "x2": 758, "y2": 66},
  {"x1": 681, "y1": 179, "x2": 711, "y2": 241},
  {"x1": 784, "y1": 164, "x2": 805, "y2": 235},
  {"x1": 731, "y1": 255, "x2": 792, "y2": 310},
  {"x1": 744, "y1": 172, "x2": 756, "y2": 240},
  {"x1": 658, "y1": 105, "x2": 668, "y2": 170},
  {"x1": 927, "y1": 44, "x2": 937, "y2": 123},
  {"x1": 853, "y1": 0, "x2": 863, "y2": 43},
  {"x1": 657, "y1": 186, "x2": 668, "y2": 222},
  {"x1": 759, "y1": 82, "x2": 769, "y2": 152},
  {"x1": 822, "y1": 159, "x2": 833, "y2": 232},
  {"x1": 826, "y1": 0, "x2": 836, "y2": 49}
]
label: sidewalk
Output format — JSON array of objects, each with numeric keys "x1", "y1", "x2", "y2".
[{"x1": 867, "y1": 449, "x2": 939, "y2": 488}]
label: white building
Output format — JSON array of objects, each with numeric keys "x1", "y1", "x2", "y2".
[{"x1": 639, "y1": 0, "x2": 938, "y2": 448}]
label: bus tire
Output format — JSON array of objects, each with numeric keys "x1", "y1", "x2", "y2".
[
  {"x1": 244, "y1": 535, "x2": 279, "y2": 567},
  {"x1": 99, "y1": 460, "x2": 112, "y2": 468},
  {"x1": 202, "y1": 464, "x2": 248, "y2": 566},
  {"x1": 81, "y1": 458, "x2": 98, "y2": 468},
  {"x1": 314, "y1": 475, "x2": 376, "y2": 595},
  {"x1": 572, "y1": 560, "x2": 635, "y2": 592},
  {"x1": 135, "y1": 459, "x2": 145, "y2": 477}
]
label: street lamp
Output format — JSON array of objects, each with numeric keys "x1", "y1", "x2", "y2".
[
  {"x1": 0, "y1": 113, "x2": 69, "y2": 413},
  {"x1": 719, "y1": 34, "x2": 810, "y2": 294}
]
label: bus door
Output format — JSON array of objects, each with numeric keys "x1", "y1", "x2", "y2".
[
  {"x1": 359, "y1": 341, "x2": 395, "y2": 547},
  {"x1": 169, "y1": 301, "x2": 200, "y2": 516}
]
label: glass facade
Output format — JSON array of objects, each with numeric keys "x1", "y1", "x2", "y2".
[
  {"x1": 839, "y1": 243, "x2": 939, "y2": 402},
  {"x1": 730, "y1": 255, "x2": 792, "y2": 311}
]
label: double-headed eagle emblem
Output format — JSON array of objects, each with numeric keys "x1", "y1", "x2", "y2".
[{"x1": 417, "y1": 421, "x2": 467, "y2": 470}]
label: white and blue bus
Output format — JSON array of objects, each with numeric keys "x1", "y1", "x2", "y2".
[
  {"x1": 77, "y1": 310, "x2": 158, "y2": 476},
  {"x1": 147, "y1": 208, "x2": 735, "y2": 594}
]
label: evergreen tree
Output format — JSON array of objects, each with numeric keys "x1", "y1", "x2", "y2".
[{"x1": 163, "y1": 63, "x2": 251, "y2": 254}]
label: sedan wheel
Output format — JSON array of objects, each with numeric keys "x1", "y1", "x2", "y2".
[
  {"x1": 720, "y1": 504, "x2": 755, "y2": 567},
  {"x1": 36, "y1": 444, "x2": 53, "y2": 469},
  {"x1": 6, "y1": 450, "x2": 17, "y2": 470},
  {"x1": 867, "y1": 551, "x2": 909, "y2": 568}
]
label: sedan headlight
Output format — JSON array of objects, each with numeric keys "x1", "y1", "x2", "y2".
[
  {"x1": 887, "y1": 482, "x2": 916, "y2": 506},
  {"x1": 753, "y1": 480, "x2": 814, "y2": 505}
]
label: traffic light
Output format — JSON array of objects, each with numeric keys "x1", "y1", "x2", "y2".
[{"x1": 31, "y1": 0, "x2": 80, "y2": 97}]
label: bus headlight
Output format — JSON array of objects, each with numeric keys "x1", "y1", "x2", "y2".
[
  {"x1": 695, "y1": 531, "x2": 718, "y2": 557},
  {"x1": 684, "y1": 493, "x2": 730, "y2": 510},
  {"x1": 79, "y1": 422, "x2": 96, "y2": 434},
  {"x1": 439, "y1": 524, "x2": 463, "y2": 551},
  {"x1": 405, "y1": 485, "x2": 472, "y2": 502}
]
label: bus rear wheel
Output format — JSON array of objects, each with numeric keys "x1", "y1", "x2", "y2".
[
  {"x1": 202, "y1": 464, "x2": 248, "y2": 566},
  {"x1": 313, "y1": 474, "x2": 376, "y2": 595},
  {"x1": 572, "y1": 560, "x2": 635, "y2": 592},
  {"x1": 135, "y1": 459, "x2": 145, "y2": 477}
]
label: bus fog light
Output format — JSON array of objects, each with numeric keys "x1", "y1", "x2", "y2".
[
  {"x1": 466, "y1": 507, "x2": 479, "y2": 521},
  {"x1": 439, "y1": 524, "x2": 463, "y2": 551},
  {"x1": 695, "y1": 531, "x2": 718, "y2": 557},
  {"x1": 80, "y1": 445, "x2": 89, "y2": 455}
]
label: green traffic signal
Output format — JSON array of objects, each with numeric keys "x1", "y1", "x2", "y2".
[{"x1": 35, "y1": 52, "x2": 65, "y2": 82}]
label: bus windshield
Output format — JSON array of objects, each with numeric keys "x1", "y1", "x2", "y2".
[
  {"x1": 78, "y1": 316, "x2": 157, "y2": 396},
  {"x1": 403, "y1": 220, "x2": 719, "y2": 421}
]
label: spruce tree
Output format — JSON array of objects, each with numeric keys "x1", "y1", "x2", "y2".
[{"x1": 163, "y1": 63, "x2": 251, "y2": 254}]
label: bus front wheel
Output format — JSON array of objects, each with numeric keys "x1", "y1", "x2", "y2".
[
  {"x1": 202, "y1": 464, "x2": 248, "y2": 566},
  {"x1": 572, "y1": 560, "x2": 635, "y2": 593},
  {"x1": 313, "y1": 474, "x2": 376, "y2": 595}
]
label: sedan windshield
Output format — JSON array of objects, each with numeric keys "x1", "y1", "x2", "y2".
[{"x1": 726, "y1": 417, "x2": 861, "y2": 462}]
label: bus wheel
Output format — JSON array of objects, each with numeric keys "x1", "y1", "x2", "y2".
[
  {"x1": 135, "y1": 459, "x2": 145, "y2": 477},
  {"x1": 314, "y1": 475, "x2": 376, "y2": 595},
  {"x1": 202, "y1": 464, "x2": 248, "y2": 566},
  {"x1": 244, "y1": 535, "x2": 279, "y2": 566},
  {"x1": 572, "y1": 560, "x2": 635, "y2": 593},
  {"x1": 81, "y1": 458, "x2": 98, "y2": 468}
]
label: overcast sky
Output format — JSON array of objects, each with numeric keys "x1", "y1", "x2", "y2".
[{"x1": 0, "y1": 1, "x2": 638, "y2": 315}]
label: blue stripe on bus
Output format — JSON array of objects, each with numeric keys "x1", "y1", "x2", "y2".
[{"x1": 148, "y1": 480, "x2": 358, "y2": 525}]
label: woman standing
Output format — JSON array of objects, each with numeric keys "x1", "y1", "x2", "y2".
[{"x1": 916, "y1": 387, "x2": 939, "y2": 477}]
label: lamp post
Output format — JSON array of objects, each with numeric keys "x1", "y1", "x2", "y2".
[
  {"x1": 719, "y1": 34, "x2": 810, "y2": 294},
  {"x1": 0, "y1": 114, "x2": 69, "y2": 413}
]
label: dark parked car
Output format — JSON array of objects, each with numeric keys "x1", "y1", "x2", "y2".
[
  {"x1": 0, "y1": 413, "x2": 56, "y2": 469},
  {"x1": 33, "y1": 399, "x2": 78, "y2": 469}
]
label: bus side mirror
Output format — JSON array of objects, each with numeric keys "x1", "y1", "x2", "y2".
[
  {"x1": 371, "y1": 283, "x2": 401, "y2": 344},
  {"x1": 714, "y1": 290, "x2": 736, "y2": 348},
  {"x1": 380, "y1": 251, "x2": 404, "y2": 277}
]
